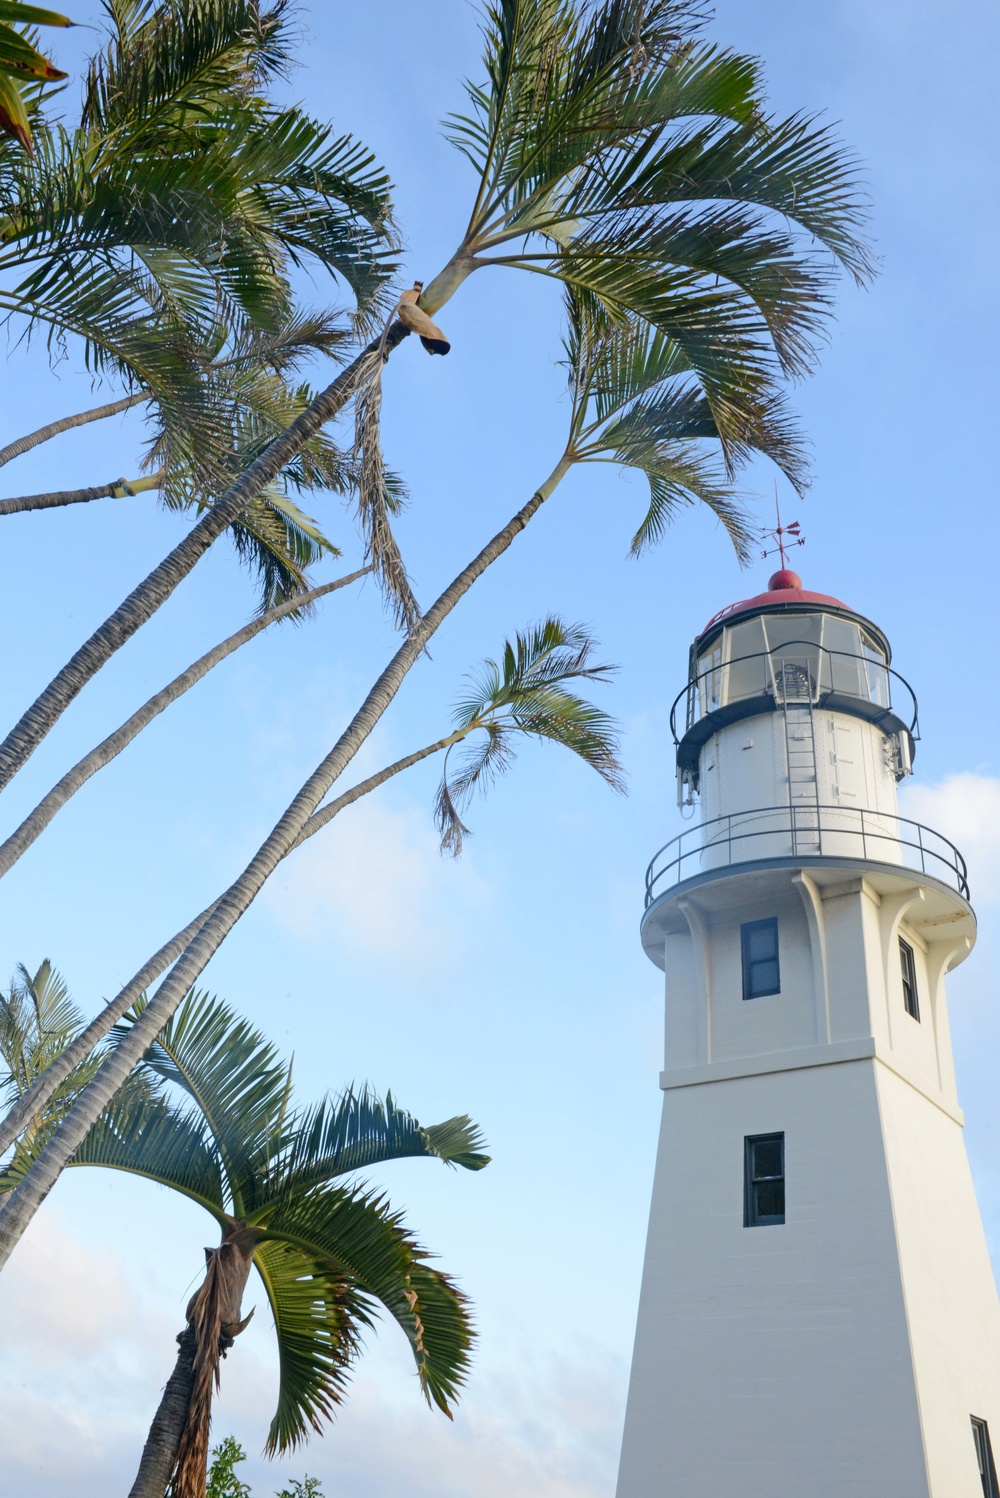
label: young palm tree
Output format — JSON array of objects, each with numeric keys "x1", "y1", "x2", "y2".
[
  {"x1": 0, "y1": 0, "x2": 871, "y2": 793},
  {"x1": 0, "y1": 976, "x2": 488, "y2": 1498}
]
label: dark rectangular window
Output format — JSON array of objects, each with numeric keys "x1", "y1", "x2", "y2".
[
  {"x1": 900, "y1": 937, "x2": 920, "y2": 1021},
  {"x1": 744, "y1": 1133, "x2": 785, "y2": 1227},
  {"x1": 972, "y1": 1416, "x2": 999, "y2": 1498},
  {"x1": 742, "y1": 918, "x2": 780, "y2": 1000}
]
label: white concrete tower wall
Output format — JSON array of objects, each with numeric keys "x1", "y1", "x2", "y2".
[{"x1": 618, "y1": 571, "x2": 1000, "y2": 1497}]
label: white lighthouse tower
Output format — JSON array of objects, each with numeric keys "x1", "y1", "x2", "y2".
[{"x1": 616, "y1": 565, "x2": 1000, "y2": 1497}]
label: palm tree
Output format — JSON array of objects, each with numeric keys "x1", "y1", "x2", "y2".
[
  {"x1": 0, "y1": 0, "x2": 871, "y2": 793},
  {"x1": 0, "y1": 975, "x2": 488, "y2": 1498}
]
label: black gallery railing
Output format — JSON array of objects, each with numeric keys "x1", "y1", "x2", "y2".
[
  {"x1": 669, "y1": 643, "x2": 920, "y2": 744},
  {"x1": 644, "y1": 804, "x2": 970, "y2": 907}
]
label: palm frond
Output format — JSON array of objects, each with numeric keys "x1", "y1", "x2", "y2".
[
  {"x1": 261, "y1": 1183, "x2": 475, "y2": 1420},
  {"x1": 352, "y1": 348, "x2": 420, "y2": 632},
  {"x1": 115, "y1": 988, "x2": 291, "y2": 1212},
  {"x1": 435, "y1": 617, "x2": 623, "y2": 855},
  {"x1": 253, "y1": 1236, "x2": 372, "y2": 1452},
  {"x1": 261, "y1": 1089, "x2": 490, "y2": 1203}
]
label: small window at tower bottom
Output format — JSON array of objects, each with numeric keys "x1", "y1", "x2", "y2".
[
  {"x1": 744, "y1": 1133, "x2": 785, "y2": 1227},
  {"x1": 972, "y1": 1417, "x2": 999, "y2": 1498},
  {"x1": 900, "y1": 937, "x2": 920, "y2": 1021}
]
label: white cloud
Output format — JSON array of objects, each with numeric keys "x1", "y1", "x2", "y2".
[
  {"x1": 900, "y1": 771, "x2": 1000, "y2": 905},
  {"x1": 262, "y1": 794, "x2": 494, "y2": 972}
]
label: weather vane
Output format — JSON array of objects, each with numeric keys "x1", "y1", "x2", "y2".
[{"x1": 760, "y1": 489, "x2": 804, "y2": 568}]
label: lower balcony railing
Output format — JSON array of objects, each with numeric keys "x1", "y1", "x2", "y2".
[{"x1": 644, "y1": 803, "x2": 970, "y2": 908}]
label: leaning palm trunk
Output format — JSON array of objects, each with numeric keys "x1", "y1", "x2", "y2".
[
  {"x1": 0, "y1": 458, "x2": 569, "y2": 1269},
  {"x1": 0, "y1": 325, "x2": 409, "y2": 794},
  {"x1": 0, "y1": 393, "x2": 148, "y2": 469},
  {"x1": 128, "y1": 1326, "x2": 198, "y2": 1498},
  {"x1": 0, "y1": 569, "x2": 368, "y2": 882},
  {"x1": 0, "y1": 731, "x2": 459, "y2": 1158},
  {"x1": 0, "y1": 473, "x2": 161, "y2": 517}
]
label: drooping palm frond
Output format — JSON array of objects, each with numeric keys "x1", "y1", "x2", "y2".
[
  {"x1": 352, "y1": 349, "x2": 420, "y2": 632},
  {"x1": 260, "y1": 1183, "x2": 475, "y2": 1429},
  {"x1": 559, "y1": 289, "x2": 783, "y2": 559},
  {"x1": 431, "y1": 0, "x2": 872, "y2": 476},
  {"x1": 435, "y1": 616, "x2": 623, "y2": 855}
]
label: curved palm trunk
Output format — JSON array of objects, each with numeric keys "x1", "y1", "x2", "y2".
[
  {"x1": 0, "y1": 729, "x2": 458, "y2": 1155},
  {"x1": 0, "y1": 474, "x2": 160, "y2": 517},
  {"x1": 0, "y1": 324, "x2": 409, "y2": 794},
  {"x1": 0, "y1": 459, "x2": 569, "y2": 1269},
  {"x1": 0, "y1": 393, "x2": 148, "y2": 470},
  {"x1": 0, "y1": 569, "x2": 368, "y2": 882},
  {"x1": 128, "y1": 1324, "x2": 198, "y2": 1498}
]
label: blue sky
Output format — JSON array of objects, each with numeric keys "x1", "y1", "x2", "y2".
[{"x1": 1, "y1": 2, "x2": 999, "y2": 1494}]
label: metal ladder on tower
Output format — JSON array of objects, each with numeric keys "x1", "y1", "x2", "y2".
[{"x1": 778, "y1": 660, "x2": 821, "y2": 854}]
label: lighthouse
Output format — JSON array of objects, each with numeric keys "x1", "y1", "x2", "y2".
[{"x1": 616, "y1": 567, "x2": 1000, "y2": 1497}]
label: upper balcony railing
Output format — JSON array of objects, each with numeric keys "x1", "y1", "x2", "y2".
[
  {"x1": 669, "y1": 642, "x2": 919, "y2": 747},
  {"x1": 644, "y1": 803, "x2": 970, "y2": 908}
]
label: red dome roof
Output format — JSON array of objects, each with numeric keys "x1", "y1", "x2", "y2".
[{"x1": 699, "y1": 569, "x2": 850, "y2": 638}]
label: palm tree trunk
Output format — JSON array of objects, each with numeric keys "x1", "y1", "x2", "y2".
[
  {"x1": 0, "y1": 569, "x2": 368, "y2": 882},
  {"x1": 0, "y1": 474, "x2": 160, "y2": 517},
  {"x1": 128, "y1": 1324, "x2": 198, "y2": 1498},
  {"x1": 0, "y1": 458, "x2": 570, "y2": 1270},
  {"x1": 130, "y1": 1236, "x2": 256, "y2": 1498},
  {"x1": 0, "y1": 324, "x2": 409, "y2": 795},
  {"x1": 0, "y1": 393, "x2": 148, "y2": 470}
]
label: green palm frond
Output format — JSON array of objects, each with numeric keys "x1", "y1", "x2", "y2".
[
  {"x1": 0, "y1": 959, "x2": 84, "y2": 1107},
  {"x1": 0, "y1": 0, "x2": 397, "y2": 454},
  {"x1": 0, "y1": 1, "x2": 71, "y2": 152},
  {"x1": 430, "y1": 0, "x2": 871, "y2": 475},
  {"x1": 116, "y1": 989, "x2": 291, "y2": 1212},
  {"x1": 435, "y1": 616, "x2": 623, "y2": 855},
  {"x1": 262, "y1": 1089, "x2": 490, "y2": 1203},
  {"x1": 67, "y1": 1075, "x2": 226, "y2": 1216},
  {"x1": 229, "y1": 486, "x2": 341, "y2": 615},
  {"x1": 260, "y1": 1184, "x2": 475, "y2": 1420},
  {"x1": 253, "y1": 1235, "x2": 371, "y2": 1452}
]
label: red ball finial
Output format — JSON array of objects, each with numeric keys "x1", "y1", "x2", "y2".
[{"x1": 768, "y1": 568, "x2": 802, "y2": 592}]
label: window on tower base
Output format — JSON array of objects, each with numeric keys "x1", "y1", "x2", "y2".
[
  {"x1": 744, "y1": 1133, "x2": 785, "y2": 1227},
  {"x1": 741, "y1": 918, "x2": 780, "y2": 1000},
  {"x1": 972, "y1": 1416, "x2": 999, "y2": 1498}
]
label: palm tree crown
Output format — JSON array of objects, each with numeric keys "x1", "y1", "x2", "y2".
[{"x1": 0, "y1": 972, "x2": 488, "y2": 1485}]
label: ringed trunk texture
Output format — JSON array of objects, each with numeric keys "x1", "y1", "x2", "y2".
[
  {"x1": 0, "y1": 475, "x2": 558, "y2": 1269},
  {"x1": 128, "y1": 1324, "x2": 198, "y2": 1498},
  {"x1": 0, "y1": 326, "x2": 409, "y2": 794},
  {"x1": 0, "y1": 393, "x2": 148, "y2": 470},
  {"x1": 0, "y1": 475, "x2": 159, "y2": 517}
]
